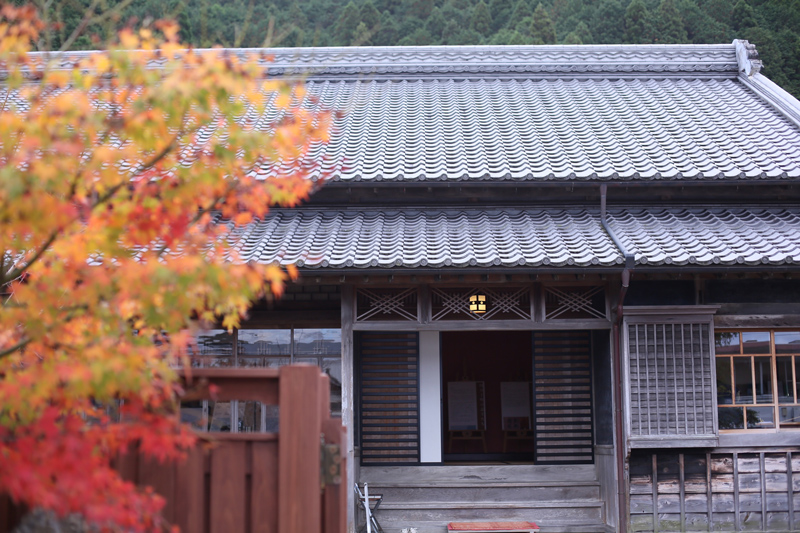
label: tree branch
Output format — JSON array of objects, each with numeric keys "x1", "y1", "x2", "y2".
[{"x1": 0, "y1": 338, "x2": 31, "y2": 360}]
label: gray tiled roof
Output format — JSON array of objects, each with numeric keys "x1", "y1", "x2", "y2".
[
  {"x1": 220, "y1": 208, "x2": 800, "y2": 269},
  {"x1": 17, "y1": 43, "x2": 800, "y2": 183},
  {"x1": 264, "y1": 77, "x2": 800, "y2": 183}
]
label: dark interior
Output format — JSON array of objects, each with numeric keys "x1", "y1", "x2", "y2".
[{"x1": 441, "y1": 330, "x2": 535, "y2": 462}]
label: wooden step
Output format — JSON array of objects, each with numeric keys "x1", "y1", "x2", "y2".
[
  {"x1": 365, "y1": 482, "x2": 601, "y2": 503},
  {"x1": 370, "y1": 520, "x2": 613, "y2": 533},
  {"x1": 360, "y1": 464, "x2": 597, "y2": 485},
  {"x1": 371, "y1": 500, "x2": 604, "y2": 524}
]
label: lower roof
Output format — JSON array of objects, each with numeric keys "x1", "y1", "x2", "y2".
[{"x1": 220, "y1": 207, "x2": 800, "y2": 270}]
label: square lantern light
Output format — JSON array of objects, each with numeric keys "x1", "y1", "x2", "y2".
[{"x1": 469, "y1": 293, "x2": 487, "y2": 314}]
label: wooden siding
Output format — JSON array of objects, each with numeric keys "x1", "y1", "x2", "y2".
[
  {"x1": 356, "y1": 332, "x2": 421, "y2": 465},
  {"x1": 630, "y1": 450, "x2": 800, "y2": 533},
  {"x1": 533, "y1": 330, "x2": 594, "y2": 464},
  {"x1": 624, "y1": 309, "x2": 718, "y2": 447}
]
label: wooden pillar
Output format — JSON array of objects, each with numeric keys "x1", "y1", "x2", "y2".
[{"x1": 340, "y1": 284, "x2": 356, "y2": 533}]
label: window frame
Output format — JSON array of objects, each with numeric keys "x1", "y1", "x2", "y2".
[{"x1": 715, "y1": 328, "x2": 800, "y2": 432}]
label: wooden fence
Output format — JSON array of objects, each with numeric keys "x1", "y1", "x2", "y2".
[{"x1": 2, "y1": 365, "x2": 347, "y2": 533}]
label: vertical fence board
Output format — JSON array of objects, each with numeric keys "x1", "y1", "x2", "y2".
[
  {"x1": 174, "y1": 445, "x2": 206, "y2": 533},
  {"x1": 139, "y1": 456, "x2": 176, "y2": 524},
  {"x1": 279, "y1": 365, "x2": 322, "y2": 533},
  {"x1": 251, "y1": 440, "x2": 279, "y2": 533},
  {"x1": 210, "y1": 441, "x2": 247, "y2": 533}
]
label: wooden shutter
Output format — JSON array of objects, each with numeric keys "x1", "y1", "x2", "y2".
[
  {"x1": 624, "y1": 306, "x2": 719, "y2": 448},
  {"x1": 356, "y1": 332, "x2": 420, "y2": 465},
  {"x1": 533, "y1": 330, "x2": 594, "y2": 464}
]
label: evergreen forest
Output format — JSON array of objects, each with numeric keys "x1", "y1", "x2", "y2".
[{"x1": 35, "y1": 0, "x2": 800, "y2": 97}]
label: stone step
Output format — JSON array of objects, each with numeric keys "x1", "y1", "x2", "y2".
[
  {"x1": 366, "y1": 482, "x2": 601, "y2": 503},
  {"x1": 370, "y1": 500, "x2": 604, "y2": 524}
]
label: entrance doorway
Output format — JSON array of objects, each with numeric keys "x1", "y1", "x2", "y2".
[
  {"x1": 441, "y1": 331, "x2": 535, "y2": 462},
  {"x1": 441, "y1": 330, "x2": 595, "y2": 464}
]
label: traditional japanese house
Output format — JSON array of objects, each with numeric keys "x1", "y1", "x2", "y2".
[{"x1": 188, "y1": 42, "x2": 800, "y2": 533}]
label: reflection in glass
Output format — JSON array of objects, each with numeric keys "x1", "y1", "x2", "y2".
[
  {"x1": 775, "y1": 331, "x2": 800, "y2": 354},
  {"x1": 753, "y1": 356, "x2": 773, "y2": 403},
  {"x1": 742, "y1": 332, "x2": 770, "y2": 354},
  {"x1": 237, "y1": 401, "x2": 262, "y2": 433},
  {"x1": 746, "y1": 406, "x2": 775, "y2": 429},
  {"x1": 734, "y1": 358, "x2": 753, "y2": 404},
  {"x1": 180, "y1": 400, "x2": 207, "y2": 431},
  {"x1": 779, "y1": 405, "x2": 800, "y2": 426},
  {"x1": 716, "y1": 358, "x2": 732, "y2": 404},
  {"x1": 718, "y1": 407, "x2": 744, "y2": 429},
  {"x1": 796, "y1": 356, "x2": 800, "y2": 401},
  {"x1": 263, "y1": 405, "x2": 279, "y2": 432},
  {"x1": 191, "y1": 329, "x2": 234, "y2": 356},
  {"x1": 208, "y1": 401, "x2": 232, "y2": 432},
  {"x1": 294, "y1": 329, "x2": 342, "y2": 355},
  {"x1": 323, "y1": 358, "x2": 343, "y2": 417},
  {"x1": 777, "y1": 357, "x2": 794, "y2": 403},
  {"x1": 238, "y1": 329, "x2": 291, "y2": 356},
  {"x1": 715, "y1": 332, "x2": 740, "y2": 354},
  {"x1": 261, "y1": 357, "x2": 292, "y2": 369}
]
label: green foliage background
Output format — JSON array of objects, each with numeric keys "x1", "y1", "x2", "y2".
[{"x1": 36, "y1": 0, "x2": 800, "y2": 98}]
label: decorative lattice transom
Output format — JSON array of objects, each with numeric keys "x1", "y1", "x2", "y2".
[
  {"x1": 431, "y1": 287, "x2": 532, "y2": 321},
  {"x1": 544, "y1": 286, "x2": 606, "y2": 320},
  {"x1": 356, "y1": 287, "x2": 419, "y2": 322}
]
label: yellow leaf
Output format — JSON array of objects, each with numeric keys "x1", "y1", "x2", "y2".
[{"x1": 274, "y1": 93, "x2": 291, "y2": 109}]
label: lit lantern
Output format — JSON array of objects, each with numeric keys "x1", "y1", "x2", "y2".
[{"x1": 469, "y1": 293, "x2": 487, "y2": 314}]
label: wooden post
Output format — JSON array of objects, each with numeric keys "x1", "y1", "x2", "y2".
[
  {"x1": 323, "y1": 418, "x2": 348, "y2": 533},
  {"x1": 340, "y1": 284, "x2": 356, "y2": 533},
  {"x1": 279, "y1": 365, "x2": 323, "y2": 533}
]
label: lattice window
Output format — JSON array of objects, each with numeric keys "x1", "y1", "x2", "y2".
[
  {"x1": 544, "y1": 286, "x2": 606, "y2": 320},
  {"x1": 625, "y1": 308, "x2": 719, "y2": 448},
  {"x1": 430, "y1": 287, "x2": 532, "y2": 321},
  {"x1": 356, "y1": 287, "x2": 419, "y2": 322}
]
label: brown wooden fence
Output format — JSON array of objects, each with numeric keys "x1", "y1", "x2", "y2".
[{"x1": 1, "y1": 365, "x2": 346, "y2": 533}]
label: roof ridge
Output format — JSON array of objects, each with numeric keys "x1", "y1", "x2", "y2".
[{"x1": 25, "y1": 43, "x2": 741, "y2": 79}]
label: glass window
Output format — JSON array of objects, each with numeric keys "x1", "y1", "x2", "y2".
[
  {"x1": 294, "y1": 329, "x2": 342, "y2": 355},
  {"x1": 716, "y1": 358, "x2": 732, "y2": 405},
  {"x1": 182, "y1": 327, "x2": 343, "y2": 425},
  {"x1": 238, "y1": 329, "x2": 291, "y2": 356},
  {"x1": 779, "y1": 405, "x2": 800, "y2": 426},
  {"x1": 718, "y1": 407, "x2": 744, "y2": 429},
  {"x1": 734, "y1": 358, "x2": 753, "y2": 404},
  {"x1": 716, "y1": 330, "x2": 800, "y2": 432},
  {"x1": 776, "y1": 357, "x2": 794, "y2": 403},
  {"x1": 775, "y1": 331, "x2": 800, "y2": 354},
  {"x1": 754, "y1": 356, "x2": 773, "y2": 404},
  {"x1": 747, "y1": 406, "x2": 775, "y2": 429},
  {"x1": 715, "y1": 332, "x2": 740, "y2": 354},
  {"x1": 742, "y1": 331, "x2": 770, "y2": 354}
]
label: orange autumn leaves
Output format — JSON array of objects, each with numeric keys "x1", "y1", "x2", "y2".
[{"x1": 0, "y1": 5, "x2": 331, "y2": 530}]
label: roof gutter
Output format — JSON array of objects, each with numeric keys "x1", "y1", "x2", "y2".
[{"x1": 601, "y1": 184, "x2": 633, "y2": 533}]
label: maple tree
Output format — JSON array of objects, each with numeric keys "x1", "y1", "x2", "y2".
[{"x1": 0, "y1": 4, "x2": 332, "y2": 530}]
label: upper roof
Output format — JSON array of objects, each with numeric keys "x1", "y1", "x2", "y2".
[
  {"x1": 243, "y1": 42, "x2": 800, "y2": 184},
  {"x1": 27, "y1": 42, "x2": 800, "y2": 185}
]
